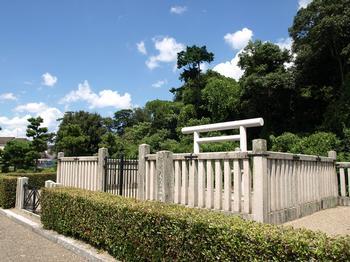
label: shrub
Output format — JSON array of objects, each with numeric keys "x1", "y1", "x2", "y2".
[
  {"x1": 5, "y1": 172, "x2": 56, "y2": 188},
  {"x1": 0, "y1": 172, "x2": 55, "y2": 209},
  {"x1": 270, "y1": 132, "x2": 341, "y2": 156},
  {"x1": 0, "y1": 176, "x2": 17, "y2": 209},
  {"x1": 270, "y1": 132, "x2": 301, "y2": 153},
  {"x1": 41, "y1": 188, "x2": 350, "y2": 261},
  {"x1": 297, "y1": 132, "x2": 341, "y2": 156}
]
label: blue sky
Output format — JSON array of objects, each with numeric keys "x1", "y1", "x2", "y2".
[{"x1": 0, "y1": 0, "x2": 310, "y2": 137}]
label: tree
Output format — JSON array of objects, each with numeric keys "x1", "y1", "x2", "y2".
[
  {"x1": 55, "y1": 111, "x2": 107, "y2": 155},
  {"x1": 202, "y1": 76, "x2": 241, "y2": 122},
  {"x1": 290, "y1": 0, "x2": 350, "y2": 89},
  {"x1": 289, "y1": 0, "x2": 350, "y2": 134},
  {"x1": 171, "y1": 46, "x2": 215, "y2": 115},
  {"x1": 26, "y1": 116, "x2": 52, "y2": 167},
  {"x1": 144, "y1": 100, "x2": 182, "y2": 138},
  {"x1": 1, "y1": 140, "x2": 35, "y2": 171},
  {"x1": 55, "y1": 124, "x2": 89, "y2": 156},
  {"x1": 238, "y1": 40, "x2": 295, "y2": 136},
  {"x1": 177, "y1": 45, "x2": 214, "y2": 82},
  {"x1": 113, "y1": 109, "x2": 136, "y2": 135}
]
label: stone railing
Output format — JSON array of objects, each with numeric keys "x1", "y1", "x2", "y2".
[
  {"x1": 137, "y1": 140, "x2": 340, "y2": 224},
  {"x1": 56, "y1": 148, "x2": 108, "y2": 191},
  {"x1": 336, "y1": 162, "x2": 350, "y2": 206}
]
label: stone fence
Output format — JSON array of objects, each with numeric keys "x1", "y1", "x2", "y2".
[
  {"x1": 56, "y1": 148, "x2": 108, "y2": 191},
  {"x1": 138, "y1": 139, "x2": 344, "y2": 224}
]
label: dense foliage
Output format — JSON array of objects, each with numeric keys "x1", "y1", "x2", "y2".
[
  {"x1": 26, "y1": 116, "x2": 52, "y2": 167},
  {"x1": 41, "y1": 188, "x2": 350, "y2": 261},
  {"x1": 55, "y1": 111, "x2": 108, "y2": 156},
  {"x1": 52, "y1": 0, "x2": 350, "y2": 160},
  {"x1": 0, "y1": 176, "x2": 17, "y2": 208},
  {"x1": 0, "y1": 172, "x2": 55, "y2": 208}
]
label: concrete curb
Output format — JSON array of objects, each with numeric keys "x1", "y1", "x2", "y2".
[{"x1": 0, "y1": 208, "x2": 115, "y2": 262}]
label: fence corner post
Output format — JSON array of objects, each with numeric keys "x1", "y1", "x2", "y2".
[
  {"x1": 252, "y1": 139, "x2": 268, "y2": 223},
  {"x1": 45, "y1": 180, "x2": 53, "y2": 188},
  {"x1": 328, "y1": 150, "x2": 337, "y2": 160},
  {"x1": 56, "y1": 152, "x2": 64, "y2": 183},
  {"x1": 98, "y1": 148, "x2": 109, "y2": 191},
  {"x1": 156, "y1": 151, "x2": 174, "y2": 203},
  {"x1": 137, "y1": 144, "x2": 150, "y2": 200},
  {"x1": 15, "y1": 177, "x2": 29, "y2": 209}
]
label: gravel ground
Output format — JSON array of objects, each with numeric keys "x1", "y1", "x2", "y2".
[
  {"x1": 284, "y1": 206, "x2": 350, "y2": 236},
  {"x1": 0, "y1": 214, "x2": 87, "y2": 262}
]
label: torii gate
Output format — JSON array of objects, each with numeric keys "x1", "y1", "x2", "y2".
[{"x1": 181, "y1": 118, "x2": 264, "y2": 153}]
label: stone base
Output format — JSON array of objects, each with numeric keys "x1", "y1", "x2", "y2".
[
  {"x1": 268, "y1": 197, "x2": 338, "y2": 224},
  {"x1": 338, "y1": 197, "x2": 350, "y2": 206}
]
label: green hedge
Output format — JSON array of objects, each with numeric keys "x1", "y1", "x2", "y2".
[
  {"x1": 5, "y1": 172, "x2": 56, "y2": 188},
  {"x1": 0, "y1": 176, "x2": 18, "y2": 209},
  {"x1": 41, "y1": 188, "x2": 350, "y2": 261},
  {"x1": 0, "y1": 172, "x2": 55, "y2": 209}
]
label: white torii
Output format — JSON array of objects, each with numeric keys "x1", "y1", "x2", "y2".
[{"x1": 181, "y1": 118, "x2": 264, "y2": 153}]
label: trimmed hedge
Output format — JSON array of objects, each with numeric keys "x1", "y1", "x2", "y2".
[
  {"x1": 41, "y1": 188, "x2": 350, "y2": 261},
  {"x1": 0, "y1": 172, "x2": 55, "y2": 209},
  {"x1": 5, "y1": 172, "x2": 56, "y2": 188},
  {"x1": 0, "y1": 176, "x2": 18, "y2": 209}
]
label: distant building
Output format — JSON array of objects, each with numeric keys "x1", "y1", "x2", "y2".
[{"x1": 0, "y1": 137, "x2": 28, "y2": 150}]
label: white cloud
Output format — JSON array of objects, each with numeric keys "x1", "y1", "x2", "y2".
[
  {"x1": 200, "y1": 62, "x2": 209, "y2": 73},
  {"x1": 15, "y1": 102, "x2": 48, "y2": 113},
  {"x1": 146, "y1": 37, "x2": 185, "y2": 69},
  {"x1": 213, "y1": 50, "x2": 244, "y2": 80},
  {"x1": 276, "y1": 37, "x2": 293, "y2": 50},
  {"x1": 0, "y1": 93, "x2": 17, "y2": 101},
  {"x1": 170, "y1": 6, "x2": 187, "y2": 14},
  {"x1": 224, "y1": 28, "x2": 253, "y2": 50},
  {"x1": 298, "y1": 0, "x2": 312, "y2": 9},
  {"x1": 0, "y1": 115, "x2": 29, "y2": 137},
  {"x1": 152, "y1": 79, "x2": 168, "y2": 88},
  {"x1": 213, "y1": 28, "x2": 254, "y2": 80},
  {"x1": 0, "y1": 103, "x2": 63, "y2": 137},
  {"x1": 41, "y1": 72, "x2": 58, "y2": 87},
  {"x1": 60, "y1": 80, "x2": 132, "y2": 109},
  {"x1": 136, "y1": 41, "x2": 147, "y2": 55}
]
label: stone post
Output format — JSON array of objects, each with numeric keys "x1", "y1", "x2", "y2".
[
  {"x1": 156, "y1": 151, "x2": 174, "y2": 202},
  {"x1": 328, "y1": 151, "x2": 338, "y2": 197},
  {"x1": 45, "y1": 180, "x2": 62, "y2": 188},
  {"x1": 98, "y1": 148, "x2": 108, "y2": 191},
  {"x1": 252, "y1": 139, "x2": 268, "y2": 223},
  {"x1": 328, "y1": 150, "x2": 337, "y2": 160},
  {"x1": 137, "y1": 144, "x2": 151, "y2": 200},
  {"x1": 56, "y1": 152, "x2": 64, "y2": 183},
  {"x1": 15, "y1": 177, "x2": 29, "y2": 209}
]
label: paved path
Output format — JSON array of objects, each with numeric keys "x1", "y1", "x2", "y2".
[
  {"x1": 0, "y1": 214, "x2": 87, "y2": 262},
  {"x1": 284, "y1": 206, "x2": 350, "y2": 236}
]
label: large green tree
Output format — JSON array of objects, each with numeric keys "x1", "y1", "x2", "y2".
[
  {"x1": 1, "y1": 140, "x2": 35, "y2": 172},
  {"x1": 202, "y1": 75, "x2": 241, "y2": 122},
  {"x1": 177, "y1": 45, "x2": 214, "y2": 82},
  {"x1": 55, "y1": 124, "x2": 89, "y2": 156},
  {"x1": 55, "y1": 111, "x2": 107, "y2": 155},
  {"x1": 26, "y1": 116, "x2": 52, "y2": 167},
  {"x1": 171, "y1": 46, "x2": 215, "y2": 116},
  {"x1": 289, "y1": 0, "x2": 350, "y2": 134},
  {"x1": 238, "y1": 40, "x2": 295, "y2": 136}
]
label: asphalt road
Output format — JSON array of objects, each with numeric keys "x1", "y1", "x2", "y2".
[{"x1": 0, "y1": 213, "x2": 87, "y2": 262}]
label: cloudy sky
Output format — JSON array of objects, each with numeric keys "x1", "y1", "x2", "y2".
[{"x1": 0, "y1": 0, "x2": 311, "y2": 137}]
